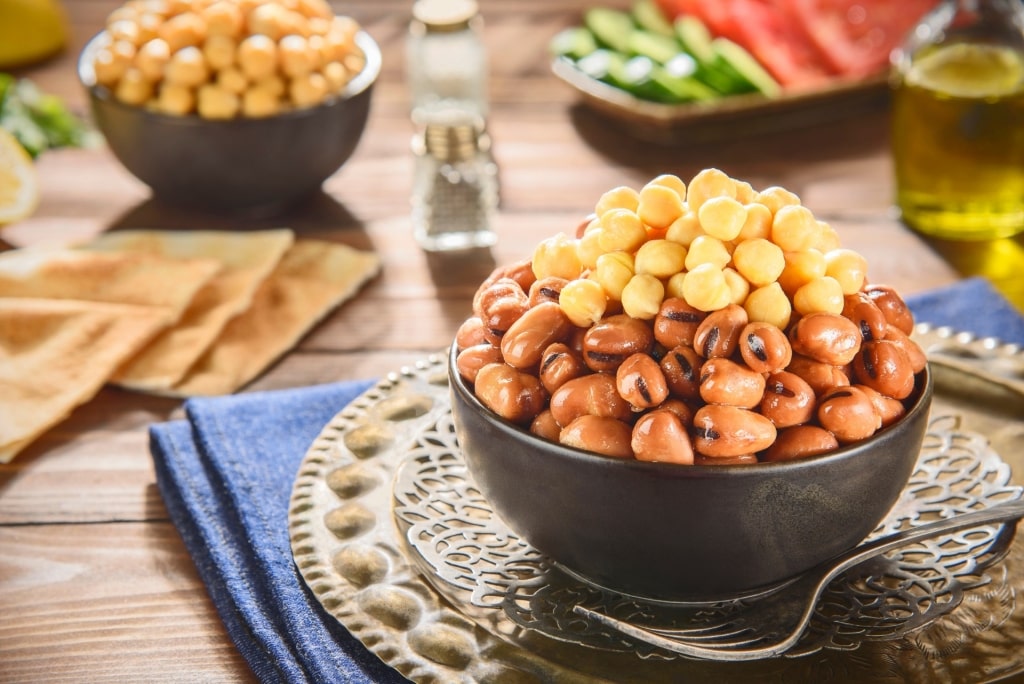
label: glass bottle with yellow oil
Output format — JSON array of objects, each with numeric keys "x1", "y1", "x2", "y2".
[{"x1": 890, "y1": 0, "x2": 1024, "y2": 240}]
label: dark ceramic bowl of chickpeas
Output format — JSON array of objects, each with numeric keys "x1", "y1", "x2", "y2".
[
  {"x1": 448, "y1": 169, "x2": 934, "y2": 602},
  {"x1": 77, "y1": 0, "x2": 380, "y2": 212}
]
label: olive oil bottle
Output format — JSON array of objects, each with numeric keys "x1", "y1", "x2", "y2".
[{"x1": 890, "y1": 0, "x2": 1024, "y2": 240}]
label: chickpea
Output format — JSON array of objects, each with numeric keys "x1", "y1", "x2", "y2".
[
  {"x1": 237, "y1": 34, "x2": 278, "y2": 81},
  {"x1": 575, "y1": 224, "x2": 605, "y2": 270},
  {"x1": 681, "y1": 263, "x2": 731, "y2": 312},
  {"x1": 93, "y1": 47, "x2": 131, "y2": 86},
  {"x1": 203, "y1": 33, "x2": 236, "y2": 71},
  {"x1": 771, "y1": 204, "x2": 820, "y2": 252},
  {"x1": 592, "y1": 251, "x2": 634, "y2": 301},
  {"x1": 108, "y1": 18, "x2": 142, "y2": 45},
  {"x1": 697, "y1": 195, "x2": 747, "y2": 241},
  {"x1": 756, "y1": 186, "x2": 801, "y2": 214},
  {"x1": 197, "y1": 82, "x2": 240, "y2": 119},
  {"x1": 824, "y1": 248, "x2": 868, "y2": 295},
  {"x1": 638, "y1": 181, "x2": 684, "y2": 230},
  {"x1": 279, "y1": 34, "x2": 317, "y2": 78},
  {"x1": 595, "y1": 185, "x2": 640, "y2": 216},
  {"x1": 598, "y1": 208, "x2": 647, "y2": 253},
  {"x1": 247, "y1": 2, "x2": 289, "y2": 40},
  {"x1": 722, "y1": 267, "x2": 750, "y2": 306},
  {"x1": 295, "y1": 0, "x2": 333, "y2": 20},
  {"x1": 135, "y1": 38, "x2": 171, "y2": 81},
  {"x1": 165, "y1": 45, "x2": 210, "y2": 88},
  {"x1": 242, "y1": 83, "x2": 282, "y2": 117},
  {"x1": 559, "y1": 278, "x2": 607, "y2": 327},
  {"x1": 633, "y1": 239, "x2": 687, "y2": 279},
  {"x1": 158, "y1": 11, "x2": 207, "y2": 52},
  {"x1": 736, "y1": 202, "x2": 773, "y2": 241},
  {"x1": 687, "y1": 167, "x2": 735, "y2": 213},
  {"x1": 620, "y1": 273, "x2": 664, "y2": 320},
  {"x1": 532, "y1": 232, "x2": 582, "y2": 281},
  {"x1": 733, "y1": 179, "x2": 756, "y2": 204},
  {"x1": 664, "y1": 211, "x2": 703, "y2": 246},
  {"x1": 115, "y1": 67, "x2": 154, "y2": 105},
  {"x1": 155, "y1": 81, "x2": 195, "y2": 114},
  {"x1": 290, "y1": 71, "x2": 329, "y2": 107},
  {"x1": 777, "y1": 248, "x2": 826, "y2": 296},
  {"x1": 202, "y1": 0, "x2": 243, "y2": 37},
  {"x1": 743, "y1": 281, "x2": 792, "y2": 331},
  {"x1": 732, "y1": 237, "x2": 784, "y2": 287},
  {"x1": 684, "y1": 234, "x2": 732, "y2": 271},
  {"x1": 793, "y1": 275, "x2": 845, "y2": 316},
  {"x1": 217, "y1": 65, "x2": 248, "y2": 94}
]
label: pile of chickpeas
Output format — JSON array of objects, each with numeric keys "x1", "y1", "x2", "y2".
[
  {"x1": 90, "y1": 0, "x2": 366, "y2": 119},
  {"x1": 455, "y1": 169, "x2": 928, "y2": 465}
]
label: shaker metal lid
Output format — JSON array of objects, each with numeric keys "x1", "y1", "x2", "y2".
[{"x1": 412, "y1": 0, "x2": 479, "y2": 32}]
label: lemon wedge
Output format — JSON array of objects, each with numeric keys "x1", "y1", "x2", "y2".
[
  {"x1": 0, "y1": 128, "x2": 40, "y2": 225},
  {"x1": 907, "y1": 43, "x2": 1024, "y2": 98}
]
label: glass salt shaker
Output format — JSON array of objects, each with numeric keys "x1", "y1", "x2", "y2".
[
  {"x1": 411, "y1": 121, "x2": 499, "y2": 252},
  {"x1": 890, "y1": 0, "x2": 1024, "y2": 240},
  {"x1": 406, "y1": 0, "x2": 488, "y2": 129}
]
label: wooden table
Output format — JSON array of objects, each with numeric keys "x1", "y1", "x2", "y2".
[{"x1": 1, "y1": 1, "x2": 1019, "y2": 682}]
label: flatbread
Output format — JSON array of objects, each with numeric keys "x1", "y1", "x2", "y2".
[
  {"x1": 82, "y1": 229, "x2": 295, "y2": 391},
  {"x1": 0, "y1": 297, "x2": 173, "y2": 463},
  {"x1": 166, "y1": 239, "x2": 380, "y2": 397},
  {"x1": 0, "y1": 247, "x2": 221, "y2": 320}
]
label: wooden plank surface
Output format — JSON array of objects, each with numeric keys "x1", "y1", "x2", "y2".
[{"x1": 0, "y1": 0, "x2": 981, "y2": 681}]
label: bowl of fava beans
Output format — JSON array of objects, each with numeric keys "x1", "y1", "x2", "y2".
[
  {"x1": 450, "y1": 169, "x2": 933, "y2": 602},
  {"x1": 77, "y1": 0, "x2": 379, "y2": 212}
]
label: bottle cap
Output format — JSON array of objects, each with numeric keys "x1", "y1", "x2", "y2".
[
  {"x1": 423, "y1": 122, "x2": 489, "y2": 162},
  {"x1": 412, "y1": 0, "x2": 479, "y2": 32}
]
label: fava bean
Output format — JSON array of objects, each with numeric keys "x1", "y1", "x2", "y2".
[
  {"x1": 456, "y1": 343, "x2": 503, "y2": 383},
  {"x1": 817, "y1": 385, "x2": 880, "y2": 443},
  {"x1": 739, "y1": 322, "x2": 792, "y2": 374},
  {"x1": 694, "y1": 453, "x2": 759, "y2": 466},
  {"x1": 559, "y1": 415, "x2": 634, "y2": 458},
  {"x1": 530, "y1": 410, "x2": 561, "y2": 442},
  {"x1": 762, "y1": 425, "x2": 839, "y2": 462},
  {"x1": 653, "y1": 297, "x2": 706, "y2": 349},
  {"x1": 699, "y1": 358, "x2": 766, "y2": 409},
  {"x1": 760, "y1": 371, "x2": 816, "y2": 427},
  {"x1": 474, "y1": 278, "x2": 530, "y2": 343},
  {"x1": 617, "y1": 352, "x2": 670, "y2": 409},
  {"x1": 789, "y1": 312, "x2": 862, "y2": 365},
  {"x1": 631, "y1": 410, "x2": 694, "y2": 464},
  {"x1": 528, "y1": 276, "x2": 569, "y2": 307},
  {"x1": 842, "y1": 291, "x2": 888, "y2": 342},
  {"x1": 455, "y1": 316, "x2": 487, "y2": 350},
  {"x1": 786, "y1": 354, "x2": 851, "y2": 396},
  {"x1": 538, "y1": 343, "x2": 588, "y2": 394},
  {"x1": 692, "y1": 405, "x2": 776, "y2": 457},
  {"x1": 653, "y1": 398, "x2": 694, "y2": 426},
  {"x1": 864, "y1": 284, "x2": 915, "y2": 335},
  {"x1": 693, "y1": 304, "x2": 749, "y2": 359},
  {"x1": 883, "y1": 324, "x2": 927, "y2": 373},
  {"x1": 858, "y1": 384, "x2": 907, "y2": 427},
  {"x1": 581, "y1": 314, "x2": 654, "y2": 372},
  {"x1": 500, "y1": 302, "x2": 574, "y2": 370},
  {"x1": 549, "y1": 373, "x2": 633, "y2": 427},
  {"x1": 473, "y1": 363, "x2": 547, "y2": 425},
  {"x1": 852, "y1": 340, "x2": 916, "y2": 400},
  {"x1": 660, "y1": 345, "x2": 703, "y2": 402}
]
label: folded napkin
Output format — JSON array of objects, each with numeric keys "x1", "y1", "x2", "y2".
[{"x1": 150, "y1": 277, "x2": 1023, "y2": 684}]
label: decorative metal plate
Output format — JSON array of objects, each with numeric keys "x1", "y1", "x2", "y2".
[{"x1": 289, "y1": 327, "x2": 1024, "y2": 683}]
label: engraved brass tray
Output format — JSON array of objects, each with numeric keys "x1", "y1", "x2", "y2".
[{"x1": 289, "y1": 326, "x2": 1024, "y2": 683}]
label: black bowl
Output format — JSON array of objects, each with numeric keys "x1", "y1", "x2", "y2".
[
  {"x1": 77, "y1": 29, "x2": 380, "y2": 213},
  {"x1": 449, "y1": 342, "x2": 934, "y2": 602}
]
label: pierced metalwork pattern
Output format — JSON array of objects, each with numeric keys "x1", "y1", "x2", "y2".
[{"x1": 394, "y1": 410, "x2": 1022, "y2": 661}]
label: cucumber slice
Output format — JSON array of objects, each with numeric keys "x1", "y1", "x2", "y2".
[
  {"x1": 664, "y1": 52, "x2": 698, "y2": 79},
  {"x1": 575, "y1": 48, "x2": 619, "y2": 81},
  {"x1": 550, "y1": 26, "x2": 598, "y2": 61},
  {"x1": 627, "y1": 29, "x2": 683, "y2": 65},
  {"x1": 631, "y1": 0, "x2": 674, "y2": 37},
  {"x1": 607, "y1": 54, "x2": 717, "y2": 103},
  {"x1": 649, "y1": 67, "x2": 719, "y2": 103},
  {"x1": 584, "y1": 7, "x2": 634, "y2": 54},
  {"x1": 711, "y1": 38, "x2": 782, "y2": 98},
  {"x1": 674, "y1": 15, "x2": 716, "y2": 65}
]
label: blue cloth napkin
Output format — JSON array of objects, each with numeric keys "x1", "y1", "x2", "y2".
[
  {"x1": 906, "y1": 276, "x2": 1024, "y2": 346},
  {"x1": 149, "y1": 277, "x2": 1023, "y2": 684}
]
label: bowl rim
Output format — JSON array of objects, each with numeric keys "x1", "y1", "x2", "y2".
[
  {"x1": 77, "y1": 25, "x2": 382, "y2": 124},
  {"x1": 448, "y1": 339, "x2": 934, "y2": 477}
]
